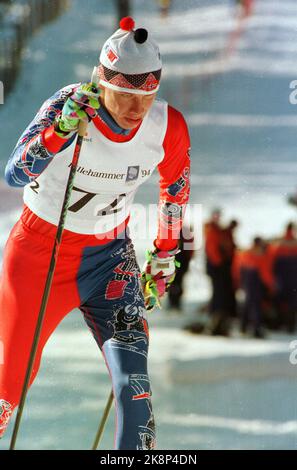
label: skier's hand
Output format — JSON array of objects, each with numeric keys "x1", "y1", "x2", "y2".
[
  {"x1": 141, "y1": 247, "x2": 180, "y2": 311},
  {"x1": 55, "y1": 82, "x2": 100, "y2": 135}
]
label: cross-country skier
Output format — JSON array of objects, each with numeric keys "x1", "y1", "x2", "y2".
[{"x1": 0, "y1": 17, "x2": 190, "y2": 450}]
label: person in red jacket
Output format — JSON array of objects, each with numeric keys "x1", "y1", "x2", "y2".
[
  {"x1": 0, "y1": 18, "x2": 190, "y2": 448},
  {"x1": 204, "y1": 209, "x2": 235, "y2": 336},
  {"x1": 220, "y1": 219, "x2": 239, "y2": 318},
  {"x1": 269, "y1": 227, "x2": 297, "y2": 333},
  {"x1": 234, "y1": 237, "x2": 274, "y2": 338},
  {"x1": 205, "y1": 209, "x2": 223, "y2": 322}
]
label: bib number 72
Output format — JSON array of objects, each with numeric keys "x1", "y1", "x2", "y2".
[{"x1": 30, "y1": 182, "x2": 126, "y2": 216}]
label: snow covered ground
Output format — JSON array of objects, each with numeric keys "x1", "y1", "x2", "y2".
[
  {"x1": 0, "y1": 0, "x2": 297, "y2": 450},
  {"x1": 1, "y1": 308, "x2": 296, "y2": 450}
]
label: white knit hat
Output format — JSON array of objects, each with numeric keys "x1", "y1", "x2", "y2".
[{"x1": 98, "y1": 17, "x2": 162, "y2": 95}]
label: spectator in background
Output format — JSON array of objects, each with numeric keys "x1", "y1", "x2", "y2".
[
  {"x1": 204, "y1": 208, "x2": 233, "y2": 336},
  {"x1": 234, "y1": 237, "x2": 274, "y2": 339},
  {"x1": 168, "y1": 225, "x2": 195, "y2": 311},
  {"x1": 220, "y1": 219, "x2": 239, "y2": 318},
  {"x1": 269, "y1": 223, "x2": 297, "y2": 333}
]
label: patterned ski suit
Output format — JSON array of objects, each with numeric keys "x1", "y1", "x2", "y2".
[{"x1": 0, "y1": 84, "x2": 190, "y2": 449}]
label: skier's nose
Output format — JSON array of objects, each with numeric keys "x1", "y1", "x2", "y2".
[{"x1": 130, "y1": 97, "x2": 144, "y2": 116}]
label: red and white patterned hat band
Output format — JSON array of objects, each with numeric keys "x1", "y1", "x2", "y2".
[
  {"x1": 98, "y1": 17, "x2": 162, "y2": 95},
  {"x1": 98, "y1": 65, "x2": 161, "y2": 95}
]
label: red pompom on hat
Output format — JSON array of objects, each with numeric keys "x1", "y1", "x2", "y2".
[{"x1": 119, "y1": 16, "x2": 135, "y2": 31}]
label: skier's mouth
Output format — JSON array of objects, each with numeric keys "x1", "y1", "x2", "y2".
[{"x1": 125, "y1": 116, "x2": 142, "y2": 124}]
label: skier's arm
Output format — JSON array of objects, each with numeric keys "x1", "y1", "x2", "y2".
[
  {"x1": 4, "y1": 85, "x2": 78, "y2": 187},
  {"x1": 155, "y1": 106, "x2": 191, "y2": 251}
]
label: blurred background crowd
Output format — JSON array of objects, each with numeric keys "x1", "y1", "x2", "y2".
[{"x1": 168, "y1": 211, "x2": 297, "y2": 339}]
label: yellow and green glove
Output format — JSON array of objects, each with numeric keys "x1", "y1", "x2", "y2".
[
  {"x1": 55, "y1": 82, "x2": 100, "y2": 136},
  {"x1": 141, "y1": 247, "x2": 180, "y2": 311}
]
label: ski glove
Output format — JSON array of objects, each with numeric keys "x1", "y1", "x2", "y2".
[
  {"x1": 55, "y1": 82, "x2": 100, "y2": 136},
  {"x1": 141, "y1": 247, "x2": 180, "y2": 311}
]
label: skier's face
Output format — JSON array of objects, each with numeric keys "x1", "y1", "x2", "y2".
[{"x1": 100, "y1": 87, "x2": 157, "y2": 130}]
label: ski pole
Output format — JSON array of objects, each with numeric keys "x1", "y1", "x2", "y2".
[
  {"x1": 8, "y1": 68, "x2": 99, "y2": 449},
  {"x1": 92, "y1": 389, "x2": 114, "y2": 450}
]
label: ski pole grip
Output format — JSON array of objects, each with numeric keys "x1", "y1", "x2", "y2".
[{"x1": 78, "y1": 119, "x2": 88, "y2": 137}]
